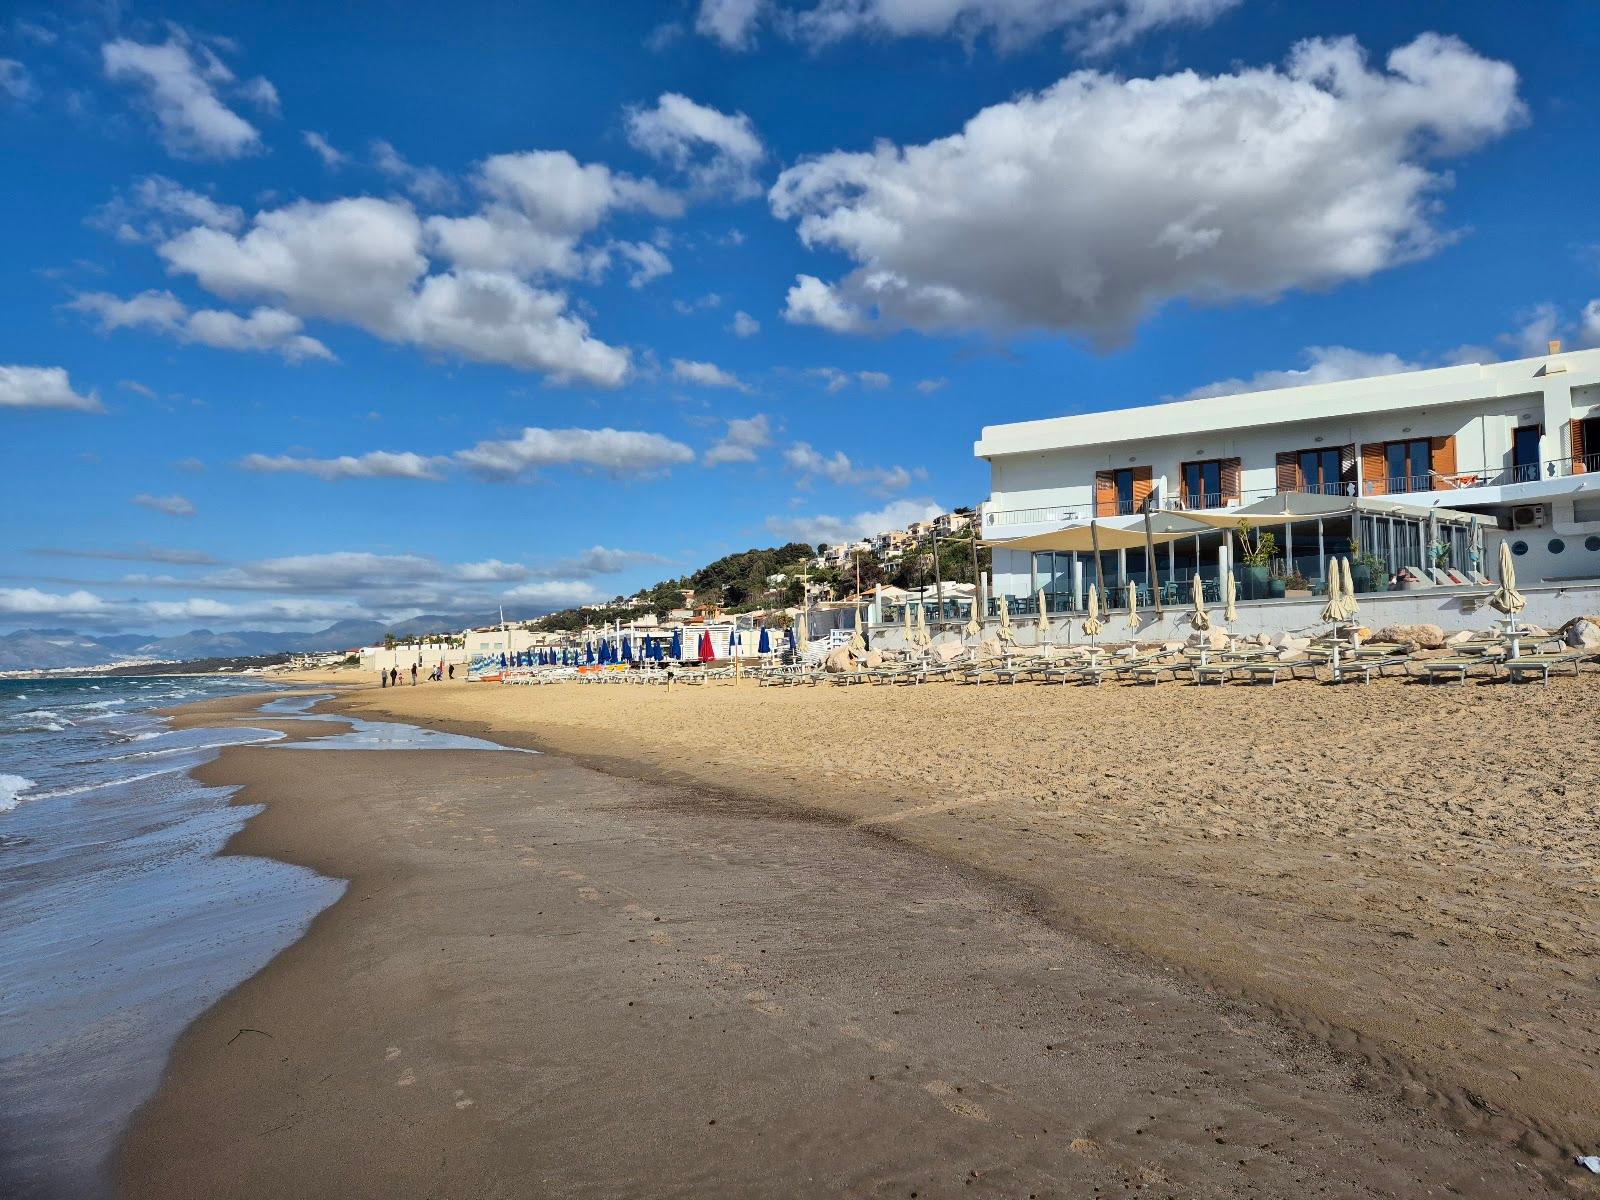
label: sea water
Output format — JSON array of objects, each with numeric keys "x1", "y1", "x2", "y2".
[{"x1": 0, "y1": 676, "x2": 344, "y2": 1200}]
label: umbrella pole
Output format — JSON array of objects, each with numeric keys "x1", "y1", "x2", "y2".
[
  {"x1": 1090, "y1": 520, "x2": 1107, "y2": 614},
  {"x1": 1143, "y1": 506, "x2": 1163, "y2": 617}
]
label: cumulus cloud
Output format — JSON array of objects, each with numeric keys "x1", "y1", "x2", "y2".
[
  {"x1": 627, "y1": 93, "x2": 766, "y2": 198},
  {"x1": 704, "y1": 414, "x2": 772, "y2": 465},
  {"x1": 239, "y1": 450, "x2": 446, "y2": 481},
  {"x1": 1178, "y1": 346, "x2": 1424, "y2": 401},
  {"x1": 915, "y1": 377, "x2": 947, "y2": 393},
  {"x1": 92, "y1": 174, "x2": 245, "y2": 244},
  {"x1": 784, "y1": 441, "x2": 915, "y2": 492},
  {"x1": 612, "y1": 240, "x2": 672, "y2": 288},
  {"x1": 671, "y1": 358, "x2": 748, "y2": 390},
  {"x1": 766, "y1": 497, "x2": 944, "y2": 545},
  {"x1": 72, "y1": 289, "x2": 334, "y2": 363},
  {"x1": 454, "y1": 426, "x2": 697, "y2": 480},
  {"x1": 132, "y1": 492, "x2": 196, "y2": 517},
  {"x1": 696, "y1": 0, "x2": 765, "y2": 49},
  {"x1": 371, "y1": 139, "x2": 459, "y2": 206},
  {"x1": 0, "y1": 365, "x2": 103, "y2": 412},
  {"x1": 728, "y1": 310, "x2": 760, "y2": 337},
  {"x1": 771, "y1": 34, "x2": 1524, "y2": 345},
  {"x1": 1, "y1": 58, "x2": 36, "y2": 102},
  {"x1": 303, "y1": 130, "x2": 346, "y2": 168},
  {"x1": 156, "y1": 197, "x2": 630, "y2": 385},
  {"x1": 0, "y1": 587, "x2": 111, "y2": 616},
  {"x1": 501, "y1": 579, "x2": 607, "y2": 607},
  {"x1": 805, "y1": 366, "x2": 889, "y2": 393},
  {"x1": 102, "y1": 33, "x2": 262, "y2": 159}
]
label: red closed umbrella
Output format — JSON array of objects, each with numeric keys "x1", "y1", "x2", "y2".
[{"x1": 698, "y1": 630, "x2": 714, "y2": 662}]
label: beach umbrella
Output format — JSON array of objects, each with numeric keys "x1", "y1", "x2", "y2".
[
  {"x1": 1224, "y1": 573, "x2": 1238, "y2": 625},
  {"x1": 786, "y1": 626, "x2": 796, "y2": 654},
  {"x1": 1036, "y1": 587, "x2": 1051, "y2": 643},
  {"x1": 997, "y1": 594, "x2": 1016, "y2": 644},
  {"x1": 758, "y1": 626, "x2": 771, "y2": 654},
  {"x1": 586, "y1": 641, "x2": 595, "y2": 664},
  {"x1": 902, "y1": 601, "x2": 914, "y2": 647},
  {"x1": 1190, "y1": 573, "x2": 1210, "y2": 632},
  {"x1": 622, "y1": 635, "x2": 633, "y2": 662},
  {"x1": 499, "y1": 652, "x2": 508, "y2": 669},
  {"x1": 669, "y1": 628, "x2": 682, "y2": 660},
  {"x1": 796, "y1": 614, "x2": 809, "y2": 655},
  {"x1": 915, "y1": 602, "x2": 931, "y2": 649},
  {"x1": 1127, "y1": 579, "x2": 1140, "y2": 631},
  {"x1": 699, "y1": 629, "x2": 714, "y2": 662},
  {"x1": 1082, "y1": 584, "x2": 1103, "y2": 639},
  {"x1": 1489, "y1": 541, "x2": 1526, "y2": 618},
  {"x1": 964, "y1": 581, "x2": 983, "y2": 638},
  {"x1": 850, "y1": 603, "x2": 868, "y2": 653},
  {"x1": 1321, "y1": 560, "x2": 1344, "y2": 624},
  {"x1": 1340, "y1": 557, "x2": 1360, "y2": 624}
]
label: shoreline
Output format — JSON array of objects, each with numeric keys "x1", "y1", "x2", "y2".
[
  {"x1": 115, "y1": 685, "x2": 1578, "y2": 1197},
  {"x1": 263, "y1": 671, "x2": 1599, "y2": 1172}
]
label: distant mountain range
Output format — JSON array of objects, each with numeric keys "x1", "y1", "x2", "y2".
[{"x1": 0, "y1": 611, "x2": 537, "y2": 672}]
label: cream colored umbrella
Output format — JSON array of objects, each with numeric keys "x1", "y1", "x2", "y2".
[
  {"x1": 1082, "y1": 584, "x2": 1103, "y2": 639},
  {"x1": 849, "y1": 603, "x2": 867, "y2": 655},
  {"x1": 1320, "y1": 559, "x2": 1344, "y2": 624},
  {"x1": 1126, "y1": 580, "x2": 1140, "y2": 631},
  {"x1": 997, "y1": 594, "x2": 1016, "y2": 644},
  {"x1": 964, "y1": 580, "x2": 984, "y2": 638},
  {"x1": 796, "y1": 610, "x2": 809, "y2": 656},
  {"x1": 1036, "y1": 587, "x2": 1052, "y2": 644},
  {"x1": 1340, "y1": 556, "x2": 1360, "y2": 624},
  {"x1": 1190, "y1": 572, "x2": 1210, "y2": 631},
  {"x1": 1489, "y1": 540, "x2": 1527, "y2": 656},
  {"x1": 914, "y1": 601, "x2": 931, "y2": 650},
  {"x1": 1224, "y1": 573, "x2": 1238, "y2": 624},
  {"x1": 902, "y1": 599, "x2": 914, "y2": 647}
]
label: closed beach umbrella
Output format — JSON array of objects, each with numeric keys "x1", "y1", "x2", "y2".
[
  {"x1": 964, "y1": 582, "x2": 983, "y2": 638},
  {"x1": 1082, "y1": 584, "x2": 1103, "y2": 639},
  {"x1": 850, "y1": 604, "x2": 867, "y2": 654},
  {"x1": 1224, "y1": 573, "x2": 1238, "y2": 625},
  {"x1": 1190, "y1": 572, "x2": 1210, "y2": 631},
  {"x1": 699, "y1": 629, "x2": 714, "y2": 662},
  {"x1": 998, "y1": 594, "x2": 1016, "y2": 644},
  {"x1": 1321, "y1": 560, "x2": 1344, "y2": 625},
  {"x1": 1340, "y1": 557, "x2": 1360, "y2": 624},
  {"x1": 915, "y1": 602, "x2": 931, "y2": 649},
  {"x1": 1036, "y1": 587, "x2": 1051, "y2": 643},
  {"x1": 785, "y1": 626, "x2": 796, "y2": 654},
  {"x1": 796, "y1": 614, "x2": 809, "y2": 655},
  {"x1": 1489, "y1": 541, "x2": 1526, "y2": 618},
  {"x1": 1127, "y1": 579, "x2": 1140, "y2": 630},
  {"x1": 669, "y1": 628, "x2": 682, "y2": 660},
  {"x1": 903, "y1": 601, "x2": 914, "y2": 647},
  {"x1": 758, "y1": 626, "x2": 771, "y2": 654}
]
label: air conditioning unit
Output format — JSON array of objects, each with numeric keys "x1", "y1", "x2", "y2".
[{"x1": 1511, "y1": 504, "x2": 1547, "y2": 530}]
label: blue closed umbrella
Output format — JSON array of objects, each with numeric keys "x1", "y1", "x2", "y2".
[
  {"x1": 670, "y1": 628, "x2": 682, "y2": 660},
  {"x1": 622, "y1": 635, "x2": 633, "y2": 662},
  {"x1": 785, "y1": 628, "x2": 796, "y2": 653},
  {"x1": 499, "y1": 652, "x2": 508, "y2": 669},
  {"x1": 758, "y1": 627, "x2": 771, "y2": 654},
  {"x1": 586, "y1": 641, "x2": 595, "y2": 664}
]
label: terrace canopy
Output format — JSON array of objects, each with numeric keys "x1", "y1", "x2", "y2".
[
  {"x1": 1158, "y1": 491, "x2": 1488, "y2": 529},
  {"x1": 981, "y1": 512, "x2": 1209, "y2": 553}
]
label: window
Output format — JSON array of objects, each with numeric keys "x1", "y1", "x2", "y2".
[
  {"x1": 1511, "y1": 540, "x2": 1528, "y2": 557},
  {"x1": 1384, "y1": 438, "x2": 1432, "y2": 493},
  {"x1": 1512, "y1": 425, "x2": 1542, "y2": 483},
  {"x1": 1548, "y1": 538, "x2": 1566, "y2": 555},
  {"x1": 1182, "y1": 459, "x2": 1221, "y2": 508},
  {"x1": 1094, "y1": 466, "x2": 1150, "y2": 516},
  {"x1": 1297, "y1": 448, "x2": 1343, "y2": 495},
  {"x1": 1587, "y1": 536, "x2": 1600, "y2": 552},
  {"x1": 1113, "y1": 468, "x2": 1135, "y2": 514}
]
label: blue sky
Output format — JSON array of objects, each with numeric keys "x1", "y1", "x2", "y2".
[{"x1": 2, "y1": 0, "x2": 1597, "y2": 633}]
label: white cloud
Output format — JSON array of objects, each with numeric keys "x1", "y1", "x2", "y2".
[
  {"x1": 766, "y1": 497, "x2": 944, "y2": 545},
  {"x1": 133, "y1": 493, "x2": 196, "y2": 517},
  {"x1": 239, "y1": 450, "x2": 446, "y2": 481},
  {"x1": 93, "y1": 175, "x2": 246, "y2": 244},
  {"x1": 474, "y1": 149, "x2": 680, "y2": 230},
  {"x1": 240, "y1": 75, "x2": 279, "y2": 114},
  {"x1": 455, "y1": 426, "x2": 697, "y2": 480},
  {"x1": 771, "y1": 34, "x2": 1523, "y2": 345},
  {"x1": 102, "y1": 34, "x2": 261, "y2": 159},
  {"x1": 1582, "y1": 301, "x2": 1600, "y2": 348},
  {"x1": 502, "y1": 580, "x2": 607, "y2": 607},
  {"x1": 157, "y1": 197, "x2": 629, "y2": 385},
  {"x1": 915, "y1": 377, "x2": 947, "y2": 393},
  {"x1": 696, "y1": 0, "x2": 765, "y2": 49},
  {"x1": 856, "y1": 369, "x2": 890, "y2": 389},
  {"x1": 0, "y1": 365, "x2": 103, "y2": 412},
  {"x1": 728, "y1": 310, "x2": 760, "y2": 337},
  {"x1": 0, "y1": 58, "x2": 36, "y2": 102},
  {"x1": 626, "y1": 93, "x2": 766, "y2": 198},
  {"x1": 0, "y1": 587, "x2": 110, "y2": 616},
  {"x1": 371, "y1": 139, "x2": 459, "y2": 206},
  {"x1": 72, "y1": 289, "x2": 334, "y2": 363},
  {"x1": 805, "y1": 366, "x2": 888, "y2": 393},
  {"x1": 303, "y1": 130, "x2": 346, "y2": 168},
  {"x1": 783, "y1": 274, "x2": 864, "y2": 333},
  {"x1": 1179, "y1": 346, "x2": 1424, "y2": 401},
  {"x1": 785, "y1": 442, "x2": 915, "y2": 491},
  {"x1": 671, "y1": 358, "x2": 748, "y2": 390},
  {"x1": 34, "y1": 544, "x2": 218, "y2": 565},
  {"x1": 704, "y1": 414, "x2": 772, "y2": 465},
  {"x1": 612, "y1": 240, "x2": 672, "y2": 288}
]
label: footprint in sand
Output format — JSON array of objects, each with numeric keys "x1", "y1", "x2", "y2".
[
  {"x1": 743, "y1": 990, "x2": 785, "y2": 1018},
  {"x1": 453, "y1": 1088, "x2": 475, "y2": 1110},
  {"x1": 923, "y1": 1080, "x2": 990, "y2": 1122},
  {"x1": 649, "y1": 930, "x2": 675, "y2": 946},
  {"x1": 396, "y1": 1067, "x2": 416, "y2": 1087},
  {"x1": 577, "y1": 886, "x2": 603, "y2": 903},
  {"x1": 384, "y1": 1046, "x2": 402, "y2": 1062}
]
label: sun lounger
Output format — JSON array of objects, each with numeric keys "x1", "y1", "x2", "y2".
[
  {"x1": 1228, "y1": 658, "x2": 1323, "y2": 685},
  {"x1": 1501, "y1": 652, "x2": 1586, "y2": 685},
  {"x1": 1406, "y1": 657, "x2": 1500, "y2": 684}
]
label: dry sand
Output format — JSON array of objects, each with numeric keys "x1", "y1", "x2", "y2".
[
  {"x1": 269, "y1": 668, "x2": 1600, "y2": 1180},
  {"x1": 116, "y1": 687, "x2": 1587, "y2": 1197}
]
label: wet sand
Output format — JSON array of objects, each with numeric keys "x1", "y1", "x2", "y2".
[{"x1": 116, "y1": 687, "x2": 1590, "y2": 1196}]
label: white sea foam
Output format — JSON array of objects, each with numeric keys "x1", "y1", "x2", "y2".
[{"x1": 0, "y1": 774, "x2": 36, "y2": 813}]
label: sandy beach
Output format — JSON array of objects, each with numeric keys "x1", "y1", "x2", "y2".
[
  {"x1": 113, "y1": 682, "x2": 1594, "y2": 1197},
  {"x1": 248, "y1": 671, "x2": 1600, "y2": 1173}
]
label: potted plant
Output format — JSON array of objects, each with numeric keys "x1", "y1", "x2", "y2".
[
  {"x1": 1284, "y1": 568, "x2": 1311, "y2": 598},
  {"x1": 1347, "y1": 540, "x2": 1373, "y2": 593},
  {"x1": 1235, "y1": 521, "x2": 1276, "y2": 600},
  {"x1": 1267, "y1": 559, "x2": 1288, "y2": 599}
]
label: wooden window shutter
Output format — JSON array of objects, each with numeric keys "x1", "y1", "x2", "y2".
[
  {"x1": 1094, "y1": 470, "x2": 1114, "y2": 517},
  {"x1": 1339, "y1": 443, "x2": 1357, "y2": 485},
  {"x1": 1275, "y1": 451, "x2": 1298, "y2": 493},
  {"x1": 1220, "y1": 458, "x2": 1241, "y2": 504},
  {"x1": 1573, "y1": 419, "x2": 1586, "y2": 470},
  {"x1": 1131, "y1": 465, "x2": 1153, "y2": 511},
  {"x1": 1360, "y1": 443, "x2": 1385, "y2": 494},
  {"x1": 1430, "y1": 435, "x2": 1457, "y2": 480}
]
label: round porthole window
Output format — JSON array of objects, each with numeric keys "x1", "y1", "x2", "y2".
[
  {"x1": 1548, "y1": 538, "x2": 1566, "y2": 555},
  {"x1": 1586, "y1": 535, "x2": 1600, "y2": 552},
  {"x1": 1511, "y1": 540, "x2": 1529, "y2": 557}
]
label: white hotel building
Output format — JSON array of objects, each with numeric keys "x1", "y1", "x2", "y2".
[{"x1": 977, "y1": 345, "x2": 1600, "y2": 617}]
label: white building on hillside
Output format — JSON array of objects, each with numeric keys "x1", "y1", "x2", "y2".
[{"x1": 976, "y1": 344, "x2": 1600, "y2": 610}]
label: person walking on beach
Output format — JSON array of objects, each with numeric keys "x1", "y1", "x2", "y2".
[
  {"x1": 380, "y1": 668, "x2": 387, "y2": 688},
  {"x1": 447, "y1": 663, "x2": 454, "y2": 680},
  {"x1": 410, "y1": 663, "x2": 418, "y2": 686},
  {"x1": 389, "y1": 666, "x2": 398, "y2": 687}
]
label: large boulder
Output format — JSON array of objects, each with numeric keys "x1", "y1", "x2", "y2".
[
  {"x1": 1274, "y1": 633, "x2": 1312, "y2": 652},
  {"x1": 823, "y1": 647, "x2": 854, "y2": 674},
  {"x1": 1560, "y1": 617, "x2": 1600, "y2": 650},
  {"x1": 862, "y1": 650, "x2": 885, "y2": 670},
  {"x1": 933, "y1": 641, "x2": 965, "y2": 663},
  {"x1": 1188, "y1": 630, "x2": 1228, "y2": 651},
  {"x1": 1371, "y1": 623, "x2": 1445, "y2": 650}
]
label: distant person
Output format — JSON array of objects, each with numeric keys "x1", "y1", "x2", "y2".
[
  {"x1": 447, "y1": 663, "x2": 454, "y2": 680},
  {"x1": 380, "y1": 669, "x2": 387, "y2": 688},
  {"x1": 410, "y1": 663, "x2": 418, "y2": 685},
  {"x1": 390, "y1": 666, "x2": 398, "y2": 687}
]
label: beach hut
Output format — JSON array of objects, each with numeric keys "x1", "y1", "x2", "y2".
[{"x1": 698, "y1": 629, "x2": 715, "y2": 662}]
